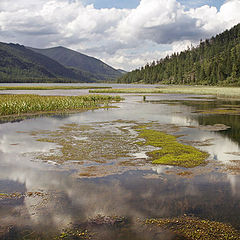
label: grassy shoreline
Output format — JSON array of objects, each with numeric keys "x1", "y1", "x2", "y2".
[
  {"x1": 0, "y1": 94, "x2": 121, "y2": 117},
  {"x1": 0, "y1": 86, "x2": 112, "y2": 91},
  {"x1": 89, "y1": 86, "x2": 240, "y2": 99}
]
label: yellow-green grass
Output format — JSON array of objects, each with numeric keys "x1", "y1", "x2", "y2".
[
  {"x1": 90, "y1": 88, "x2": 161, "y2": 94},
  {"x1": 137, "y1": 127, "x2": 208, "y2": 168},
  {"x1": 0, "y1": 86, "x2": 112, "y2": 91},
  {"x1": 0, "y1": 94, "x2": 121, "y2": 117},
  {"x1": 90, "y1": 86, "x2": 240, "y2": 99},
  {"x1": 145, "y1": 216, "x2": 240, "y2": 240}
]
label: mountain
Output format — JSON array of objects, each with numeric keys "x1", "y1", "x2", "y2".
[
  {"x1": 0, "y1": 43, "x2": 122, "y2": 83},
  {"x1": 29, "y1": 46, "x2": 122, "y2": 81},
  {"x1": 118, "y1": 23, "x2": 240, "y2": 86},
  {"x1": 0, "y1": 42, "x2": 103, "y2": 83},
  {"x1": 117, "y1": 69, "x2": 127, "y2": 74}
]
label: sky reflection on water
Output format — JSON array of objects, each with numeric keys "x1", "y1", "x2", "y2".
[{"x1": 0, "y1": 93, "x2": 240, "y2": 238}]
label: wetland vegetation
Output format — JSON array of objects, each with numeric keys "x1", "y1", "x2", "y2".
[
  {"x1": 137, "y1": 127, "x2": 209, "y2": 168},
  {"x1": 0, "y1": 94, "x2": 121, "y2": 117},
  {"x1": 145, "y1": 216, "x2": 240, "y2": 240},
  {"x1": 90, "y1": 86, "x2": 240, "y2": 99},
  {"x1": 0, "y1": 85, "x2": 240, "y2": 240},
  {"x1": 29, "y1": 121, "x2": 209, "y2": 179}
]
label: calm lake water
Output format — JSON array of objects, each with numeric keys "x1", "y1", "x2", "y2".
[{"x1": 0, "y1": 84, "x2": 239, "y2": 239}]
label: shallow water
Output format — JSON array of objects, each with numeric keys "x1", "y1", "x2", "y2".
[{"x1": 0, "y1": 90, "x2": 240, "y2": 239}]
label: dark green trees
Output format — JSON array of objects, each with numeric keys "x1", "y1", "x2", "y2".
[{"x1": 118, "y1": 23, "x2": 240, "y2": 86}]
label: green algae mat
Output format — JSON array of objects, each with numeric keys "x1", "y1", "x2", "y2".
[{"x1": 137, "y1": 127, "x2": 209, "y2": 168}]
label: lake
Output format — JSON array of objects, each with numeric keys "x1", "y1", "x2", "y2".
[{"x1": 0, "y1": 84, "x2": 239, "y2": 239}]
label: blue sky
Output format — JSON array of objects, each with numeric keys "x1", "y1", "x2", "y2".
[
  {"x1": 83, "y1": 0, "x2": 140, "y2": 9},
  {"x1": 84, "y1": 0, "x2": 226, "y2": 9}
]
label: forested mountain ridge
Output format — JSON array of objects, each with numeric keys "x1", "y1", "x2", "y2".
[
  {"x1": 29, "y1": 46, "x2": 122, "y2": 81},
  {"x1": 0, "y1": 43, "x2": 122, "y2": 83},
  {"x1": 0, "y1": 42, "x2": 96, "y2": 83},
  {"x1": 118, "y1": 23, "x2": 240, "y2": 86}
]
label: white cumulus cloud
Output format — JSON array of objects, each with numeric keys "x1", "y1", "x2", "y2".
[{"x1": 0, "y1": 0, "x2": 239, "y2": 70}]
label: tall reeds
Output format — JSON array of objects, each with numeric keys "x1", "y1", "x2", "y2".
[{"x1": 0, "y1": 94, "x2": 121, "y2": 116}]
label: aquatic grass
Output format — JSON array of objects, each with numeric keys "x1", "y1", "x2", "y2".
[
  {"x1": 90, "y1": 88, "x2": 161, "y2": 94},
  {"x1": 0, "y1": 86, "x2": 112, "y2": 90},
  {"x1": 137, "y1": 127, "x2": 208, "y2": 168},
  {"x1": 145, "y1": 216, "x2": 240, "y2": 240},
  {"x1": 90, "y1": 86, "x2": 240, "y2": 99},
  {"x1": 0, "y1": 94, "x2": 121, "y2": 117}
]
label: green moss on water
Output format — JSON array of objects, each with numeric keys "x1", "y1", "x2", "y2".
[
  {"x1": 55, "y1": 229, "x2": 90, "y2": 240},
  {"x1": 28, "y1": 121, "x2": 210, "y2": 177},
  {"x1": 137, "y1": 127, "x2": 209, "y2": 168}
]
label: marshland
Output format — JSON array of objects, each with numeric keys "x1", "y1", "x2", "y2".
[
  {"x1": 0, "y1": 83, "x2": 240, "y2": 240},
  {"x1": 90, "y1": 86, "x2": 240, "y2": 99}
]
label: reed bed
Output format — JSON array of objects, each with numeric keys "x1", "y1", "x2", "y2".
[
  {"x1": 90, "y1": 86, "x2": 240, "y2": 98},
  {"x1": 0, "y1": 94, "x2": 121, "y2": 117},
  {"x1": 0, "y1": 86, "x2": 111, "y2": 91}
]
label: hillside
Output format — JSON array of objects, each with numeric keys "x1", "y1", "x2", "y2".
[
  {"x1": 30, "y1": 46, "x2": 122, "y2": 81},
  {"x1": 0, "y1": 42, "x2": 103, "y2": 83},
  {"x1": 118, "y1": 23, "x2": 240, "y2": 86}
]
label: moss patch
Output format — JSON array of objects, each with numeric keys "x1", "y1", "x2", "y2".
[
  {"x1": 28, "y1": 121, "x2": 211, "y2": 177},
  {"x1": 145, "y1": 216, "x2": 240, "y2": 240},
  {"x1": 137, "y1": 127, "x2": 209, "y2": 168},
  {"x1": 55, "y1": 229, "x2": 90, "y2": 240}
]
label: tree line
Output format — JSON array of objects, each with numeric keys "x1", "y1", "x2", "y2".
[{"x1": 118, "y1": 23, "x2": 240, "y2": 86}]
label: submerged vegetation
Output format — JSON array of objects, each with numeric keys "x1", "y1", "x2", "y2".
[
  {"x1": 29, "y1": 121, "x2": 209, "y2": 178},
  {"x1": 0, "y1": 94, "x2": 121, "y2": 117},
  {"x1": 0, "y1": 86, "x2": 112, "y2": 90},
  {"x1": 90, "y1": 86, "x2": 240, "y2": 99},
  {"x1": 137, "y1": 127, "x2": 208, "y2": 168},
  {"x1": 145, "y1": 216, "x2": 240, "y2": 240}
]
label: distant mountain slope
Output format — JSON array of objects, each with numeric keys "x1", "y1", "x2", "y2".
[
  {"x1": 118, "y1": 23, "x2": 240, "y2": 86},
  {"x1": 0, "y1": 42, "x2": 99, "y2": 83},
  {"x1": 117, "y1": 69, "x2": 127, "y2": 74},
  {"x1": 30, "y1": 46, "x2": 122, "y2": 81}
]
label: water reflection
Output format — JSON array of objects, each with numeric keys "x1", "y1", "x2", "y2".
[{"x1": 0, "y1": 93, "x2": 240, "y2": 239}]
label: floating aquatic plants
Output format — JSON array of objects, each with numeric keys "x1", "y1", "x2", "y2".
[
  {"x1": 55, "y1": 229, "x2": 90, "y2": 240},
  {"x1": 0, "y1": 94, "x2": 121, "y2": 117},
  {"x1": 0, "y1": 191, "x2": 47, "y2": 200},
  {"x1": 145, "y1": 216, "x2": 240, "y2": 240},
  {"x1": 137, "y1": 127, "x2": 209, "y2": 168},
  {"x1": 29, "y1": 121, "x2": 210, "y2": 179}
]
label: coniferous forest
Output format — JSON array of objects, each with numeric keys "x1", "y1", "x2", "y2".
[{"x1": 118, "y1": 23, "x2": 240, "y2": 86}]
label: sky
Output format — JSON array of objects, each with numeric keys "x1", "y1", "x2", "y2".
[{"x1": 0, "y1": 0, "x2": 240, "y2": 71}]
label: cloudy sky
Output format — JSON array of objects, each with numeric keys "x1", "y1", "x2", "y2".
[{"x1": 0, "y1": 0, "x2": 240, "y2": 71}]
